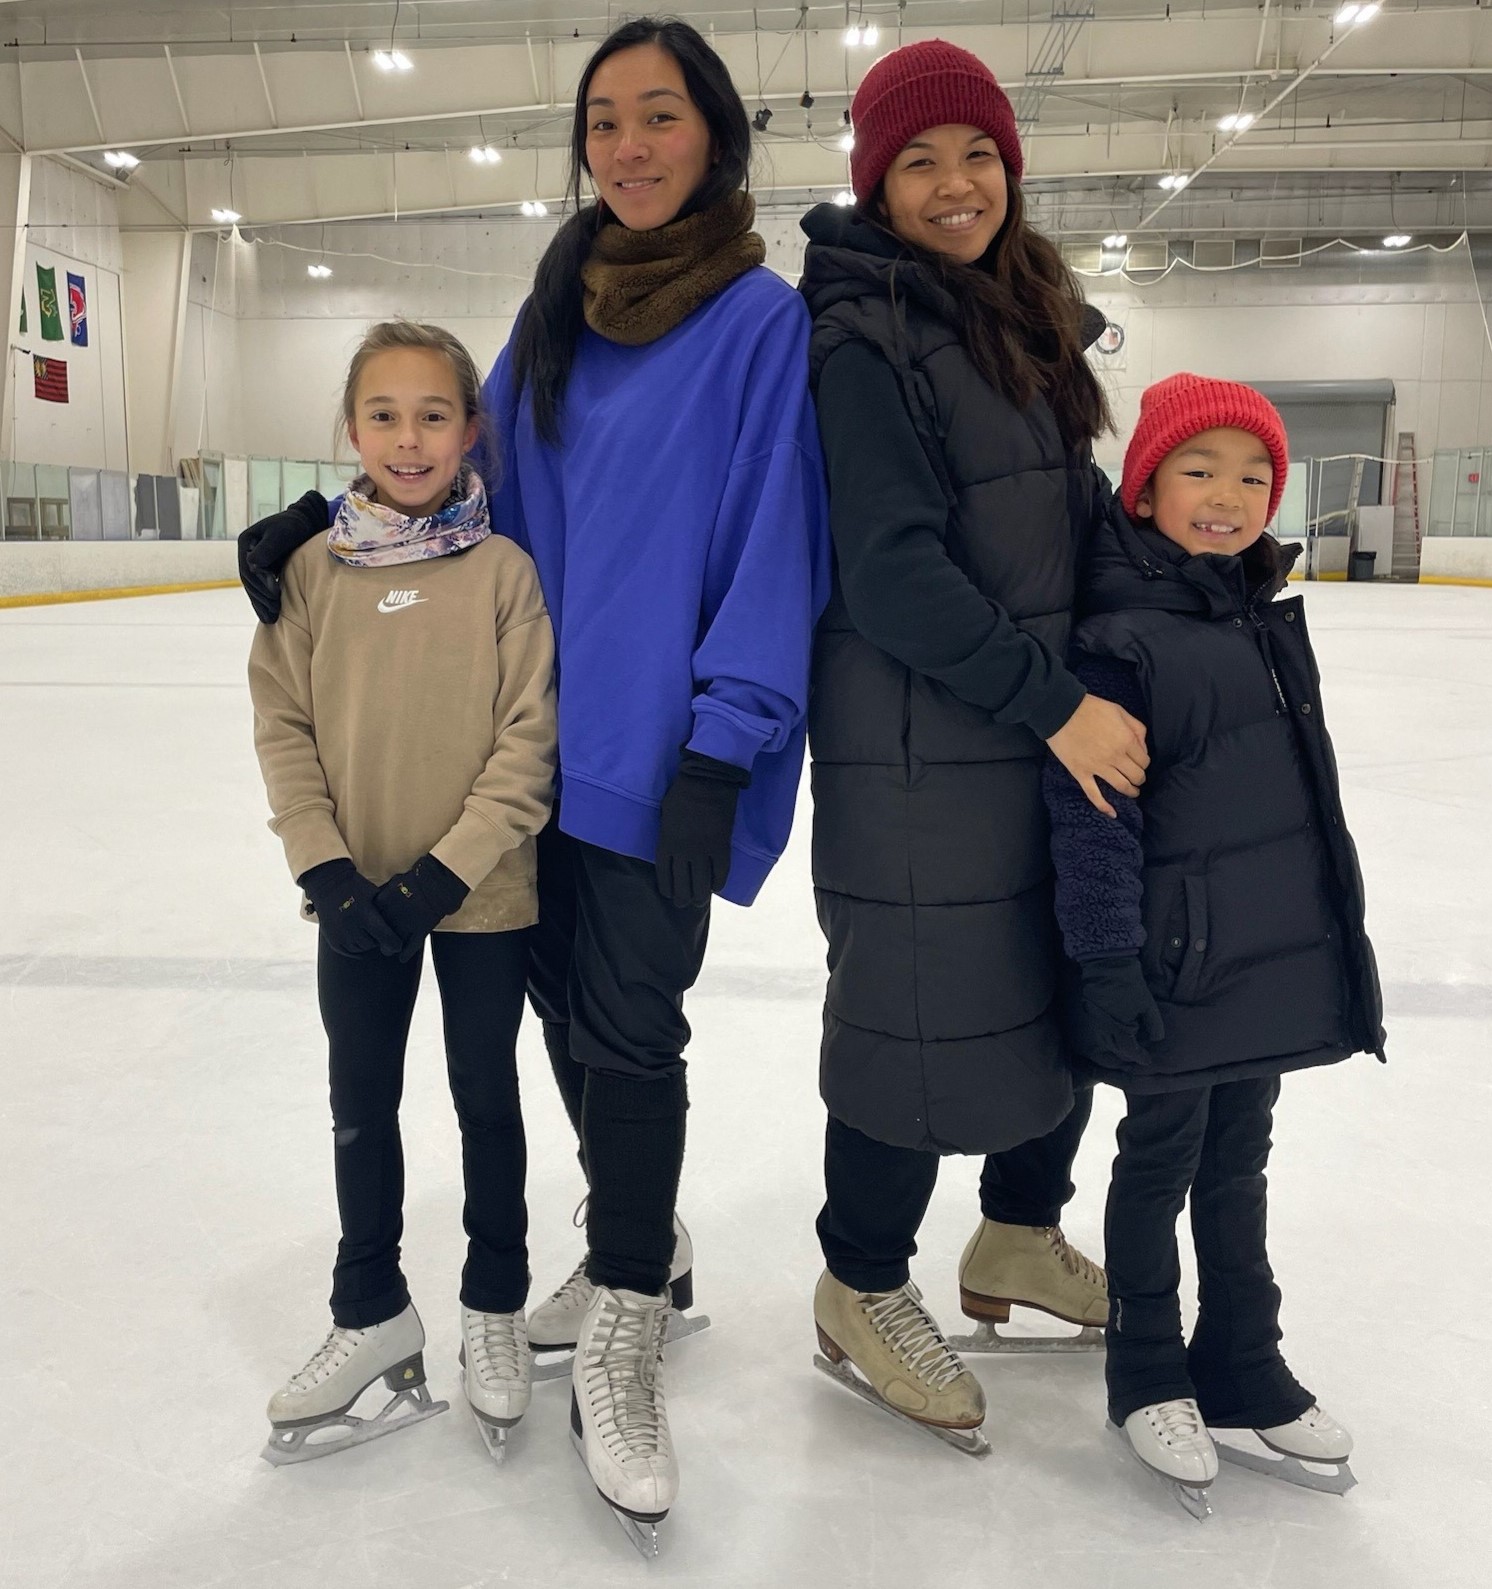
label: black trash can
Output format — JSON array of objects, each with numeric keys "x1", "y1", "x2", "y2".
[{"x1": 1349, "y1": 550, "x2": 1377, "y2": 582}]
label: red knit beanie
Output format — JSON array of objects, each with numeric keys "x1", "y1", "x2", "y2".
[
  {"x1": 1121, "y1": 373, "x2": 1290, "y2": 525},
  {"x1": 849, "y1": 40, "x2": 1023, "y2": 203}
]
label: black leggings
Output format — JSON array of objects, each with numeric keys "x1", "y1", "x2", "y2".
[
  {"x1": 817, "y1": 1090, "x2": 1095, "y2": 1293},
  {"x1": 1104, "y1": 1076, "x2": 1312, "y2": 1428},
  {"x1": 318, "y1": 929, "x2": 529, "y2": 1329}
]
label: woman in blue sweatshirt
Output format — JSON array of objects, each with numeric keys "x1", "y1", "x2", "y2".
[
  {"x1": 479, "y1": 18, "x2": 828, "y2": 1532},
  {"x1": 238, "y1": 17, "x2": 828, "y2": 1536}
]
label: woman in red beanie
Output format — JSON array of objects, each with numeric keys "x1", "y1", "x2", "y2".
[{"x1": 799, "y1": 38, "x2": 1145, "y2": 1448}]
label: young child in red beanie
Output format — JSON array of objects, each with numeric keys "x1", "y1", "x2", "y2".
[{"x1": 1042, "y1": 373, "x2": 1385, "y2": 1514}]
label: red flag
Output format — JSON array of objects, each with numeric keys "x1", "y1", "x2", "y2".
[{"x1": 33, "y1": 355, "x2": 69, "y2": 403}]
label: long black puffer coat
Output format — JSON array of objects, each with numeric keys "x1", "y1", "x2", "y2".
[
  {"x1": 800, "y1": 203, "x2": 1106, "y2": 1154},
  {"x1": 1057, "y1": 511, "x2": 1385, "y2": 1090}
]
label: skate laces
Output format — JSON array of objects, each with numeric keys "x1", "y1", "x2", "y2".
[
  {"x1": 862, "y1": 1283, "x2": 967, "y2": 1392},
  {"x1": 545, "y1": 1257, "x2": 593, "y2": 1311},
  {"x1": 582, "y1": 1294, "x2": 670, "y2": 1461},
  {"x1": 1047, "y1": 1226, "x2": 1104, "y2": 1288},
  {"x1": 288, "y1": 1325, "x2": 361, "y2": 1391},
  {"x1": 1148, "y1": 1398, "x2": 1208, "y2": 1449},
  {"x1": 467, "y1": 1312, "x2": 527, "y2": 1384}
]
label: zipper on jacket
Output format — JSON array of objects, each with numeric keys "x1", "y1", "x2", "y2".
[{"x1": 1246, "y1": 603, "x2": 1290, "y2": 712}]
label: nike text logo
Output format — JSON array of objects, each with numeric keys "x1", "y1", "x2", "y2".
[{"x1": 377, "y1": 590, "x2": 427, "y2": 614}]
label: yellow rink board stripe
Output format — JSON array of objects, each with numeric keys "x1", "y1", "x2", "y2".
[
  {"x1": 0, "y1": 580, "x2": 239, "y2": 610},
  {"x1": 1417, "y1": 574, "x2": 1492, "y2": 588}
]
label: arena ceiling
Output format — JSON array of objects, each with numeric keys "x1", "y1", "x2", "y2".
[{"x1": 1, "y1": 1, "x2": 1489, "y2": 238}]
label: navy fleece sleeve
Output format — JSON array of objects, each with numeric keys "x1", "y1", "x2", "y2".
[
  {"x1": 815, "y1": 339, "x2": 1086, "y2": 739},
  {"x1": 1043, "y1": 651, "x2": 1148, "y2": 960}
]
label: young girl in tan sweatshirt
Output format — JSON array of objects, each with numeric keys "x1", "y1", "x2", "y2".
[{"x1": 248, "y1": 320, "x2": 556, "y2": 1467}]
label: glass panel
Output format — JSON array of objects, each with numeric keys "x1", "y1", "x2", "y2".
[
  {"x1": 36, "y1": 464, "x2": 71, "y2": 540},
  {"x1": 2, "y1": 460, "x2": 38, "y2": 540},
  {"x1": 68, "y1": 468, "x2": 103, "y2": 540},
  {"x1": 1274, "y1": 462, "x2": 1308, "y2": 542},
  {"x1": 248, "y1": 458, "x2": 281, "y2": 524},
  {"x1": 100, "y1": 471, "x2": 130, "y2": 540},
  {"x1": 198, "y1": 456, "x2": 225, "y2": 539},
  {"x1": 1425, "y1": 450, "x2": 1458, "y2": 537},
  {"x1": 281, "y1": 460, "x2": 318, "y2": 505},
  {"x1": 318, "y1": 460, "x2": 358, "y2": 499}
]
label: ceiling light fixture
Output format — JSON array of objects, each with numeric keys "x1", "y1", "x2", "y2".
[
  {"x1": 1157, "y1": 173, "x2": 1189, "y2": 190},
  {"x1": 838, "y1": 130, "x2": 855, "y2": 152},
  {"x1": 833, "y1": 190, "x2": 855, "y2": 207},
  {"x1": 752, "y1": 106, "x2": 772, "y2": 133},
  {"x1": 1103, "y1": 233, "x2": 1128, "y2": 248},
  {"x1": 1334, "y1": 3, "x2": 1380, "y2": 26},
  {"x1": 307, "y1": 263, "x2": 333, "y2": 279},
  {"x1": 1383, "y1": 233, "x2": 1412, "y2": 247},
  {"x1": 468, "y1": 145, "x2": 502, "y2": 164},
  {"x1": 210, "y1": 207, "x2": 241, "y2": 224},
  {"x1": 103, "y1": 150, "x2": 139, "y2": 170},
  {"x1": 521, "y1": 200, "x2": 549, "y2": 218},
  {"x1": 372, "y1": 49, "x2": 412, "y2": 71},
  {"x1": 1217, "y1": 113, "x2": 1255, "y2": 132}
]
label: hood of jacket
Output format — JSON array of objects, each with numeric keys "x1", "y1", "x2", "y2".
[
  {"x1": 798, "y1": 201, "x2": 1107, "y2": 351},
  {"x1": 1079, "y1": 493, "x2": 1302, "y2": 624}
]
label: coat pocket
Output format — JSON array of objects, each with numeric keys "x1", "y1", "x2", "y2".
[{"x1": 1170, "y1": 874, "x2": 1211, "y2": 1005}]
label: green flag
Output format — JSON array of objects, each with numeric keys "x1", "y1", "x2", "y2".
[
  {"x1": 37, "y1": 264, "x2": 63, "y2": 340},
  {"x1": 18, "y1": 288, "x2": 25, "y2": 335}
]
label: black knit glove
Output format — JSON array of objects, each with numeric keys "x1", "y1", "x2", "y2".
[
  {"x1": 300, "y1": 858, "x2": 401, "y2": 958},
  {"x1": 655, "y1": 751, "x2": 751, "y2": 908},
  {"x1": 373, "y1": 854, "x2": 471, "y2": 964},
  {"x1": 1076, "y1": 955, "x2": 1165, "y2": 1071},
  {"x1": 238, "y1": 490, "x2": 329, "y2": 624}
]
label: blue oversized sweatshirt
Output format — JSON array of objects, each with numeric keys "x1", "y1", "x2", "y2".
[{"x1": 478, "y1": 267, "x2": 831, "y2": 905}]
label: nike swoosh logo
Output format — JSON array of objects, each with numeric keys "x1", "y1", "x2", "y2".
[{"x1": 377, "y1": 593, "x2": 428, "y2": 614}]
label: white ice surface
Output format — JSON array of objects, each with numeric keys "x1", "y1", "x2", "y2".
[{"x1": 2, "y1": 582, "x2": 1490, "y2": 1589}]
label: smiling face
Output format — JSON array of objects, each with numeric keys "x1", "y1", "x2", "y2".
[
  {"x1": 881, "y1": 123, "x2": 1009, "y2": 264},
  {"x1": 1135, "y1": 426, "x2": 1275, "y2": 558},
  {"x1": 347, "y1": 347, "x2": 478, "y2": 520},
  {"x1": 584, "y1": 42, "x2": 714, "y2": 231}
]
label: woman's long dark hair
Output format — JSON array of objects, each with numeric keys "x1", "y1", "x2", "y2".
[
  {"x1": 512, "y1": 16, "x2": 752, "y2": 445},
  {"x1": 869, "y1": 179, "x2": 1113, "y2": 449}
]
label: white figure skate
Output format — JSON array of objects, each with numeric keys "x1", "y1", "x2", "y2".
[
  {"x1": 1112, "y1": 1398, "x2": 1218, "y2": 1520},
  {"x1": 570, "y1": 1285, "x2": 677, "y2": 1558},
  {"x1": 263, "y1": 1303, "x2": 447, "y2": 1466},
  {"x1": 532, "y1": 1213, "x2": 707, "y2": 1383},
  {"x1": 459, "y1": 1306, "x2": 531, "y2": 1462},
  {"x1": 1214, "y1": 1403, "x2": 1356, "y2": 1495}
]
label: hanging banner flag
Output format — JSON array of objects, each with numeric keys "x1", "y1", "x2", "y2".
[
  {"x1": 37, "y1": 265, "x2": 64, "y2": 340},
  {"x1": 18, "y1": 288, "x2": 26, "y2": 335},
  {"x1": 34, "y1": 354, "x2": 69, "y2": 403},
  {"x1": 67, "y1": 272, "x2": 88, "y2": 346}
]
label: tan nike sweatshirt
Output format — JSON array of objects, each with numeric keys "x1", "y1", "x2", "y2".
[{"x1": 248, "y1": 533, "x2": 556, "y2": 933}]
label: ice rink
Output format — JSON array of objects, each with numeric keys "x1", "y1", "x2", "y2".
[{"x1": 3, "y1": 580, "x2": 1490, "y2": 1589}]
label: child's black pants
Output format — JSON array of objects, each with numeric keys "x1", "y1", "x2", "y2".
[
  {"x1": 318, "y1": 928, "x2": 529, "y2": 1329},
  {"x1": 1104, "y1": 1074, "x2": 1314, "y2": 1429}
]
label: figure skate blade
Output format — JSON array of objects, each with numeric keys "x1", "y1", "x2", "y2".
[
  {"x1": 1216, "y1": 1436, "x2": 1357, "y2": 1495},
  {"x1": 813, "y1": 1352, "x2": 990, "y2": 1458},
  {"x1": 262, "y1": 1381, "x2": 449, "y2": 1467},
  {"x1": 947, "y1": 1318, "x2": 1104, "y2": 1355}
]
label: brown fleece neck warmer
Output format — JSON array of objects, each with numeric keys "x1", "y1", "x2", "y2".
[{"x1": 581, "y1": 190, "x2": 766, "y2": 346}]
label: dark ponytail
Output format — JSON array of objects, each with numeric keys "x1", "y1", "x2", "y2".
[{"x1": 512, "y1": 16, "x2": 752, "y2": 446}]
